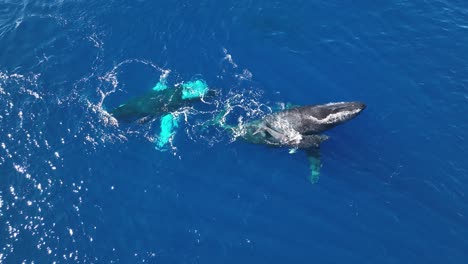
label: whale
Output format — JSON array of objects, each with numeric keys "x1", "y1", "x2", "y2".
[
  {"x1": 111, "y1": 80, "x2": 215, "y2": 123},
  {"x1": 237, "y1": 102, "x2": 366, "y2": 182},
  {"x1": 110, "y1": 79, "x2": 215, "y2": 149}
]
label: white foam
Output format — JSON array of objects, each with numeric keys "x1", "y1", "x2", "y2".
[
  {"x1": 13, "y1": 164, "x2": 26, "y2": 174},
  {"x1": 222, "y1": 48, "x2": 238, "y2": 68},
  {"x1": 235, "y1": 69, "x2": 253, "y2": 81}
]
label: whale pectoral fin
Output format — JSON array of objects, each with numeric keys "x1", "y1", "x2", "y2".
[
  {"x1": 306, "y1": 148, "x2": 321, "y2": 184},
  {"x1": 155, "y1": 113, "x2": 179, "y2": 150}
]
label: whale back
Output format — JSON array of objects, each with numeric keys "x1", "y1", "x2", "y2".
[{"x1": 110, "y1": 87, "x2": 197, "y2": 123}]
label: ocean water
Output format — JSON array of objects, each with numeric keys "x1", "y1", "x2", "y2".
[{"x1": 1, "y1": 0, "x2": 468, "y2": 263}]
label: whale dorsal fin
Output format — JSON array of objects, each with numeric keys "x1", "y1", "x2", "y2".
[{"x1": 306, "y1": 148, "x2": 321, "y2": 183}]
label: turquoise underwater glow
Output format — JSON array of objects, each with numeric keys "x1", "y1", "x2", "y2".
[
  {"x1": 152, "y1": 79, "x2": 168, "y2": 91},
  {"x1": 156, "y1": 113, "x2": 179, "y2": 150},
  {"x1": 154, "y1": 78, "x2": 208, "y2": 149},
  {"x1": 181, "y1": 79, "x2": 209, "y2": 99}
]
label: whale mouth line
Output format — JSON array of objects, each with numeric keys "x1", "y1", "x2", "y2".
[{"x1": 308, "y1": 108, "x2": 362, "y2": 124}]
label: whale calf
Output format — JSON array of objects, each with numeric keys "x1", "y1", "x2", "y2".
[{"x1": 237, "y1": 102, "x2": 366, "y2": 182}]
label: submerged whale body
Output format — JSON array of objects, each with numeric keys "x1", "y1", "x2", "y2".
[
  {"x1": 239, "y1": 102, "x2": 366, "y2": 182},
  {"x1": 109, "y1": 79, "x2": 214, "y2": 149},
  {"x1": 111, "y1": 85, "x2": 214, "y2": 123}
]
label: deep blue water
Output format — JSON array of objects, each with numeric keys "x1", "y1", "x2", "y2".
[{"x1": 1, "y1": 0, "x2": 468, "y2": 263}]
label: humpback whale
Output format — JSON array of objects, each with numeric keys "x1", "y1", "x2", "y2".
[
  {"x1": 237, "y1": 102, "x2": 366, "y2": 182},
  {"x1": 110, "y1": 79, "x2": 215, "y2": 149},
  {"x1": 111, "y1": 79, "x2": 214, "y2": 123}
]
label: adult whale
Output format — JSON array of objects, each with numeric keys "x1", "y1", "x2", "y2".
[
  {"x1": 110, "y1": 79, "x2": 215, "y2": 149},
  {"x1": 111, "y1": 79, "x2": 214, "y2": 123},
  {"x1": 237, "y1": 102, "x2": 366, "y2": 183}
]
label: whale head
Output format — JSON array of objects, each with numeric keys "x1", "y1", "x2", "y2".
[{"x1": 298, "y1": 102, "x2": 366, "y2": 134}]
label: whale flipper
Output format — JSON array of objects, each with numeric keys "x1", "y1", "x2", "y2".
[
  {"x1": 306, "y1": 148, "x2": 321, "y2": 184},
  {"x1": 155, "y1": 113, "x2": 179, "y2": 150}
]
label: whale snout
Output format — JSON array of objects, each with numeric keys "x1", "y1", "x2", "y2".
[
  {"x1": 329, "y1": 101, "x2": 366, "y2": 113},
  {"x1": 332, "y1": 101, "x2": 366, "y2": 121},
  {"x1": 297, "y1": 101, "x2": 366, "y2": 130},
  {"x1": 352, "y1": 102, "x2": 366, "y2": 112}
]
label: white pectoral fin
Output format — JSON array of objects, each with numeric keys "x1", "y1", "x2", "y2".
[
  {"x1": 155, "y1": 113, "x2": 179, "y2": 151},
  {"x1": 306, "y1": 148, "x2": 321, "y2": 184}
]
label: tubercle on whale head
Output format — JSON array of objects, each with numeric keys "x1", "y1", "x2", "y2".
[
  {"x1": 301, "y1": 101, "x2": 366, "y2": 125},
  {"x1": 328, "y1": 101, "x2": 365, "y2": 121},
  {"x1": 322, "y1": 101, "x2": 366, "y2": 113}
]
